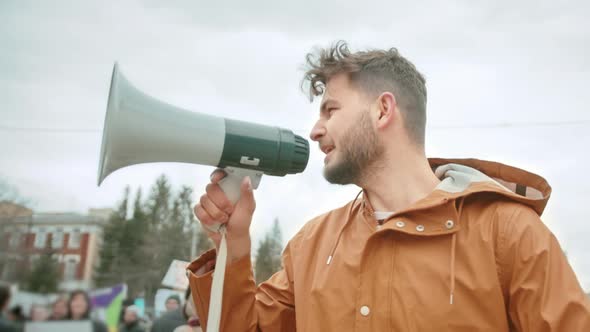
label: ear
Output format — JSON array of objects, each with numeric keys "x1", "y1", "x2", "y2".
[{"x1": 375, "y1": 92, "x2": 397, "y2": 129}]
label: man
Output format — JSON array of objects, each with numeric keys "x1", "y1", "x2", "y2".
[
  {"x1": 0, "y1": 285, "x2": 19, "y2": 332},
  {"x1": 119, "y1": 305, "x2": 145, "y2": 332},
  {"x1": 188, "y1": 41, "x2": 590, "y2": 331},
  {"x1": 150, "y1": 295, "x2": 186, "y2": 332},
  {"x1": 173, "y1": 288, "x2": 202, "y2": 332},
  {"x1": 165, "y1": 295, "x2": 181, "y2": 312}
]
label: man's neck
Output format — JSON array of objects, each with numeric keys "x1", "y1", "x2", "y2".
[{"x1": 360, "y1": 150, "x2": 440, "y2": 213}]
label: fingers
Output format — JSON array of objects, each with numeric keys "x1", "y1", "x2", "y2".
[
  {"x1": 194, "y1": 201, "x2": 226, "y2": 231},
  {"x1": 236, "y1": 176, "x2": 256, "y2": 214},
  {"x1": 200, "y1": 194, "x2": 229, "y2": 222},
  {"x1": 193, "y1": 173, "x2": 256, "y2": 251},
  {"x1": 210, "y1": 169, "x2": 227, "y2": 184},
  {"x1": 193, "y1": 172, "x2": 233, "y2": 245},
  {"x1": 205, "y1": 182, "x2": 233, "y2": 215}
]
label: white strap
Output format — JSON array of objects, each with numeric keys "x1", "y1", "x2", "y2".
[
  {"x1": 207, "y1": 225, "x2": 227, "y2": 332},
  {"x1": 202, "y1": 167, "x2": 262, "y2": 332}
]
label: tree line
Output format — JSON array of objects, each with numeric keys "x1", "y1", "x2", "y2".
[{"x1": 93, "y1": 174, "x2": 284, "y2": 304}]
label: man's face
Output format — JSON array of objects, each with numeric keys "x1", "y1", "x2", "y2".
[
  {"x1": 166, "y1": 299, "x2": 180, "y2": 311},
  {"x1": 309, "y1": 74, "x2": 383, "y2": 185}
]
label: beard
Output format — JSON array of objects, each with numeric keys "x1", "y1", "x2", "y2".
[{"x1": 324, "y1": 110, "x2": 383, "y2": 185}]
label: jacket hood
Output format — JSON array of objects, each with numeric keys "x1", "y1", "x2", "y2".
[{"x1": 429, "y1": 158, "x2": 551, "y2": 216}]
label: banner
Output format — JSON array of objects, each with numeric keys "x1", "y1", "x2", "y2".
[
  {"x1": 90, "y1": 283, "x2": 127, "y2": 332},
  {"x1": 161, "y1": 259, "x2": 190, "y2": 290}
]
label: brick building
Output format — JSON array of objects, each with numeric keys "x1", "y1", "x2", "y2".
[{"x1": 0, "y1": 201, "x2": 111, "y2": 291}]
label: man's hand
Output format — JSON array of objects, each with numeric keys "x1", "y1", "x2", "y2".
[{"x1": 193, "y1": 170, "x2": 256, "y2": 263}]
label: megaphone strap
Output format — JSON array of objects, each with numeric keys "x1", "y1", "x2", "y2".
[
  {"x1": 202, "y1": 167, "x2": 263, "y2": 332},
  {"x1": 208, "y1": 225, "x2": 227, "y2": 332}
]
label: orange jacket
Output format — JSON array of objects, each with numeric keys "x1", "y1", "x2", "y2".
[{"x1": 188, "y1": 158, "x2": 590, "y2": 331}]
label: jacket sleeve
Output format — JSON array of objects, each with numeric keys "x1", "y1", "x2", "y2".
[
  {"x1": 187, "y1": 238, "x2": 297, "y2": 332},
  {"x1": 499, "y1": 206, "x2": 590, "y2": 331}
]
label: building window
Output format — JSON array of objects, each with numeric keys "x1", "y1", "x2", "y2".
[
  {"x1": 64, "y1": 258, "x2": 78, "y2": 281},
  {"x1": 52, "y1": 228, "x2": 64, "y2": 248},
  {"x1": 34, "y1": 228, "x2": 47, "y2": 248},
  {"x1": 9, "y1": 231, "x2": 21, "y2": 248},
  {"x1": 69, "y1": 229, "x2": 81, "y2": 248}
]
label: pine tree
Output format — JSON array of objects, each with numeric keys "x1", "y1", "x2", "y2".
[
  {"x1": 195, "y1": 224, "x2": 213, "y2": 256},
  {"x1": 254, "y1": 219, "x2": 284, "y2": 284},
  {"x1": 95, "y1": 187, "x2": 129, "y2": 287},
  {"x1": 255, "y1": 235, "x2": 272, "y2": 284},
  {"x1": 146, "y1": 175, "x2": 172, "y2": 227},
  {"x1": 26, "y1": 251, "x2": 59, "y2": 294},
  {"x1": 140, "y1": 174, "x2": 184, "y2": 305},
  {"x1": 95, "y1": 176, "x2": 205, "y2": 304},
  {"x1": 161, "y1": 188, "x2": 191, "y2": 262},
  {"x1": 269, "y1": 218, "x2": 283, "y2": 269}
]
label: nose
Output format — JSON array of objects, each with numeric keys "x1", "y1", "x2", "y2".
[{"x1": 309, "y1": 120, "x2": 326, "y2": 142}]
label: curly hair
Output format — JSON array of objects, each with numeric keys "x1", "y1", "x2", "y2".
[{"x1": 302, "y1": 41, "x2": 428, "y2": 146}]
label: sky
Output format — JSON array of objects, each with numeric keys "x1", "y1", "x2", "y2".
[{"x1": 1, "y1": 0, "x2": 589, "y2": 289}]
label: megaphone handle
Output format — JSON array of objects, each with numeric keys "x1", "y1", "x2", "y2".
[
  {"x1": 217, "y1": 167, "x2": 263, "y2": 204},
  {"x1": 206, "y1": 166, "x2": 262, "y2": 332}
]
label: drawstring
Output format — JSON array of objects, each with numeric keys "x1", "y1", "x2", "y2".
[
  {"x1": 449, "y1": 232, "x2": 456, "y2": 304},
  {"x1": 449, "y1": 197, "x2": 465, "y2": 305},
  {"x1": 324, "y1": 189, "x2": 462, "y2": 306},
  {"x1": 326, "y1": 190, "x2": 363, "y2": 265}
]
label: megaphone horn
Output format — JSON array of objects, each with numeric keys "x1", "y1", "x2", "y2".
[{"x1": 98, "y1": 63, "x2": 309, "y2": 193}]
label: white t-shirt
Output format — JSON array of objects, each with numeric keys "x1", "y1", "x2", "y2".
[{"x1": 373, "y1": 211, "x2": 394, "y2": 222}]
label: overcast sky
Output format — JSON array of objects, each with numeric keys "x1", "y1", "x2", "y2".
[{"x1": 1, "y1": 0, "x2": 589, "y2": 289}]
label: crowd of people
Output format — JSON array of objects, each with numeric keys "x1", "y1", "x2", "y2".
[{"x1": 0, "y1": 285, "x2": 201, "y2": 332}]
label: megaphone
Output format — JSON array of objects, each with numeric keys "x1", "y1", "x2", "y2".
[{"x1": 97, "y1": 63, "x2": 309, "y2": 202}]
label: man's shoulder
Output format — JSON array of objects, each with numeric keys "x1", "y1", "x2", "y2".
[
  {"x1": 462, "y1": 195, "x2": 546, "y2": 243},
  {"x1": 463, "y1": 195, "x2": 540, "y2": 223}
]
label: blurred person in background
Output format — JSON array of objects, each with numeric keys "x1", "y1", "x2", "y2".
[
  {"x1": 173, "y1": 288, "x2": 201, "y2": 332},
  {"x1": 48, "y1": 295, "x2": 69, "y2": 320},
  {"x1": 165, "y1": 295, "x2": 181, "y2": 312},
  {"x1": 119, "y1": 305, "x2": 145, "y2": 332},
  {"x1": 119, "y1": 298, "x2": 135, "y2": 324},
  {"x1": 67, "y1": 289, "x2": 107, "y2": 332},
  {"x1": 7, "y1": 306, "x2": 25, "y2": 329},
  {"x1": 28, "y1": 304, "x2": 49, "y2": 322},
  {"x1": 150, "y1": 294, "x2": 185, "y2": 332},
  {"x1": 0, "y1": 285, "x2": 19, "y2": 332}
]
